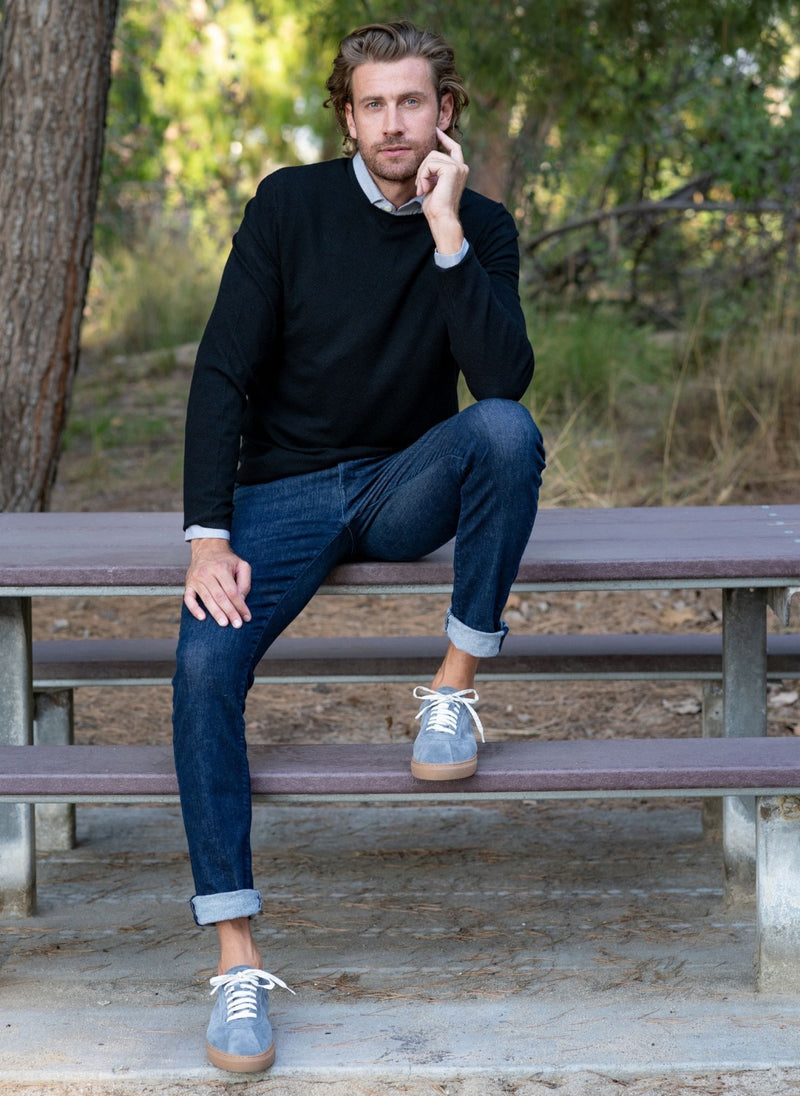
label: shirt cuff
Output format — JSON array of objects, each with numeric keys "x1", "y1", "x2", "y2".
[
  {"x1": 184, "y1": 525, "x2": 231, "y2": 542},
  {"x1": 434, "y1": 239, "x2": 470, "y2": 268}
]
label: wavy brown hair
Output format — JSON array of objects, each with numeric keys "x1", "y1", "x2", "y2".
[{"x1": 325, "y1": 21, "x2": 469, "y2": 156}]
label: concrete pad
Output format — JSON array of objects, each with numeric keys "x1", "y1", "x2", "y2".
[{"x1": 2, "y1": 799, "x2": 800, "y2": 1093}]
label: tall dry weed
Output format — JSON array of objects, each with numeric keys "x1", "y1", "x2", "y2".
[
  {"x1": 659, "y1": 278, "x2": 800, "y2": 504},
  {"x1": 531, "y1": 280, "x2": 799, "y2": 508}
]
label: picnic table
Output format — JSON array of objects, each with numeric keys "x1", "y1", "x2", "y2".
[{"x1": 1, "y1": 505, "x2": 799, "y2": 988}]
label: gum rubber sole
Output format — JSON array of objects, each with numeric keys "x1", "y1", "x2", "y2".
[
  {"x1": 206, "y1": 1040, "x2": 276, "y2": 1073},
  {"x1": 410, "y1": 755, "x2": 477, "y2": 781}
]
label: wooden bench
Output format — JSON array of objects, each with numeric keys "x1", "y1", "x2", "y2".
[
  {"x1": 4, "y1": 735, "x2": 800, "y2": 991},
  {"x1": 2, "y1": 505, "x2": 799, "y2": 990}
]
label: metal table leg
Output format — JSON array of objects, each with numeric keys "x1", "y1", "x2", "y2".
[
  {"x1": 722, "y1": 586, "x2": 767, "y2": 902},
  {"x1": 0, "y1": 596, "x2": 35, "y2": 915},
  {"x1": 701, "y1": 680, "x2": 723, "y2": 840},
  {"x1": 34, "y1": 689, "x2": 76, "y2": 851},
  {"x1": 755, "y1": 585, "x2": 800, "y2": 988},
  {"x1": 756, "y1": 794, "x2": 800, "y2": 990}
]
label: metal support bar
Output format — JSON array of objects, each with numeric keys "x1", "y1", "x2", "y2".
[
  {"x1": 722, "y1": 587, "x2": 767, "y2": 903},
  {"x1": 0, "y1": 597, "x2": 35, "y2": 915},
  {"x1": 701, "y1": 681, "x2": 723, "y2": 841},
  {"x1": 33, "y1": 690, "x2": 76, "y2": 851},
  {"x1": 756, "y1": 794, "x2": 800, "y2": 991}
]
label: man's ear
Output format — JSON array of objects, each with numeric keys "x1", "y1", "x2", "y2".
[
  {"x1": 437, "y1": 92, "x2": 454, "y2": 132},
  {"x1": 345, "y1": 102, "x2": 357, "y2": 140}
]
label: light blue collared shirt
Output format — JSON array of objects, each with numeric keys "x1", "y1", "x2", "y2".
[
  {"x1": 186, "y1": 154, "x2": 469, "y2": 541},
  {"x1": 352, "y1": 150, "x2": 425, "y2": 216}
]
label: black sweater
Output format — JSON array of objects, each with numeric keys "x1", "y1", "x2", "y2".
[{"x1": 184, "y1": 156, "x2": 534, "y2": 531}]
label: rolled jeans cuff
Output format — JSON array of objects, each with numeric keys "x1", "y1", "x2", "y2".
[
  {"x1": 191, "y1": 889, "x2": 262, "y2": 927},
  {"x1": 445, "y1": 608, "x2": 508, "y2": 659}
]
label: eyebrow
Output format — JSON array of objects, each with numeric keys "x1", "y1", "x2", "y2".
[{"x1": 356, "y1": 88, "x2": 431, "y2": 105}]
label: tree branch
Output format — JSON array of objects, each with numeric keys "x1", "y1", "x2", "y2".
[{"x1": 527, "y1": 196, "x2": 797, "y2": 251}]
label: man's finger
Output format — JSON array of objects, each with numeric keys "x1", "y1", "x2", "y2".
[
  {"x1": 183, "y1": 585, "x2": 207, "y2": 622},
  {"x1": 193, "y1": 584, "x2": 243, "y2": 628},
  {"x1": 416, "y1": 160, "x2": 439, "y2": 195},
  {"x1": 436, "y1": 127, "x2": 464, "y2": 161},
  {"x1": 416, "y1": 151, "x2": 455, "y2": 195},
  {"x1": 183, "y1": 565, "x2": 251, "y2": 628},
  {"x1": 208, "y1": 588, "x2": 245, "y2": 628},
  {"x1": 235, "y1": 559, "x2": 252, "y2": 602}
]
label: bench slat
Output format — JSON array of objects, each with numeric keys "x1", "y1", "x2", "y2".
[
  {"x1": 31, "y1": 632, "x2": 800, "y2": 686},
  {"x1": 29, "y1": 626, "x2": 797, "y2": 683},
  {"x1": 3, "y1": 506, "x2": 800, "y2": 588},
  {"x1": 3, "y1": 738, "x2": 800, "y2": 799}
]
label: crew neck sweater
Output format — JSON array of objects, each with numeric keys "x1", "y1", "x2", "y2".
[{"x1": 183, "y1": 156, "x2": 534, "y2": 531}]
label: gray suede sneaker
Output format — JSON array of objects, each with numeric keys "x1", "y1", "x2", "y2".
[
  {"x1": 411, "y1": 686, "x2": 484, "y2": 781},
  {"x1": 206, "y1": 966, "x2": 294, "y2": 1073}
]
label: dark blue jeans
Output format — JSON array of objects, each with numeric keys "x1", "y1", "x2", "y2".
[{"x1": 172, "y1": 399, "x2": 545, "y2": 925}]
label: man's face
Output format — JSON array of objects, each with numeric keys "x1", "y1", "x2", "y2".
[{"x1": 345, "y1": 57, "x2": 454, "y2": 192}]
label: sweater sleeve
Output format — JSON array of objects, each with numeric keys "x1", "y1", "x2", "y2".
[
  {"x1": 182, "y1": 181, "x2": 283, "y2": 531},
  {"x1": 435, "y1": 202, "x2": 534, "y2": 401}
]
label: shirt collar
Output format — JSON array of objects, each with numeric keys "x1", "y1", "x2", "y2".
[{"x1": 352, "y1": 152, "x2": 424, "y2": 216}]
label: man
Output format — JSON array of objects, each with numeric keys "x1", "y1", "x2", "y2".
[{"x1": 172, "y1": 20, "x2": 545, "y2": 1073}]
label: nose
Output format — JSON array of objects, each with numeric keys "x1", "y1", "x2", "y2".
[{"x1": 383, "y1": 102, "x2": 403, "y2": 135}]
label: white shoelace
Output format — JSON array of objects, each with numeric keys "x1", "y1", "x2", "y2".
[
  {"x1": 209, "y1": 968, "x2": 295, "y2": 1022},
  {"x1": 413, "y1": 686, "x2": 485, "y2": 742}
]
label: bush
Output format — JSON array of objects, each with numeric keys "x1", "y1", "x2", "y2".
[{"x1": 83, "y1": 220, "x2": 226, "y2": 357}]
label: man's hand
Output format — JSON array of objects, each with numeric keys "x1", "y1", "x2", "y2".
[
  {"x1": 416, "y1": 127, "x2": 469, "y2": 255},
  {"x1": 183, "y1": 538, "x2": 252, "y2": 628}
]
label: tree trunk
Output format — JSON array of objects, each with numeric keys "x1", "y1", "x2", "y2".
[{"x1": 0, "y1": 0, "x2": 119, "y2": 512}]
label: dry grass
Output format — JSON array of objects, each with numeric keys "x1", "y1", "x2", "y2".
[
  {"x1": 531, "y1": 279, "x2": 800, "y2": 509},
  {"x1": 660, "y1": 280, "x2": 800, "y2": 505}
]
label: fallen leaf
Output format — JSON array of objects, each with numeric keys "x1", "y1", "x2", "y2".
[
  {"x1": 662, "y1": 698, "x2": 702, "y2": 716},
  {"x1": 659, "y1": 608, "x2": 698, "y2": 627},
  {"x1": 769, "y1": 690, "x2": 799, "y2": 709}
]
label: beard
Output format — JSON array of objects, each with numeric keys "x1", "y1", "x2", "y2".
[{"x1": 356, "y1": 134, "x2": 437, "y2": 184}]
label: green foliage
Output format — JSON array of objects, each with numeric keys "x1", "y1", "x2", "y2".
[
  {"x1": 92, "y1": 0, "x2": 800, "y2": 355},
  {"x1": 692, "y1": 57, "x2": 800, "y2": 204},
  {"x1": 509, "y1": 1, "x2": 799, "y2": 308},
  {"x1": 522, "y1": 304, "x2": 676, "y2": 414},
  {"x1": 64, "y1": 409, "x2": 171, "y2": 453},
  {"x1": 100, "y1": 0, "x2": 340, "y2": 244},
  {"x1": 83, "y1": 220, "x2": 224, "y2": 356},
  {"x1": 102, "y1": 1, "x2": 798, "y2": 225}
]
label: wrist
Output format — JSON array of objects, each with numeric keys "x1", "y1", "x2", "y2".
[
  {"x1": 190, "y1": 538, "x2": 232, "y2": 557},
  {"x1": 426, "y1": 214, "x2": 464, "y2": 256}
]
